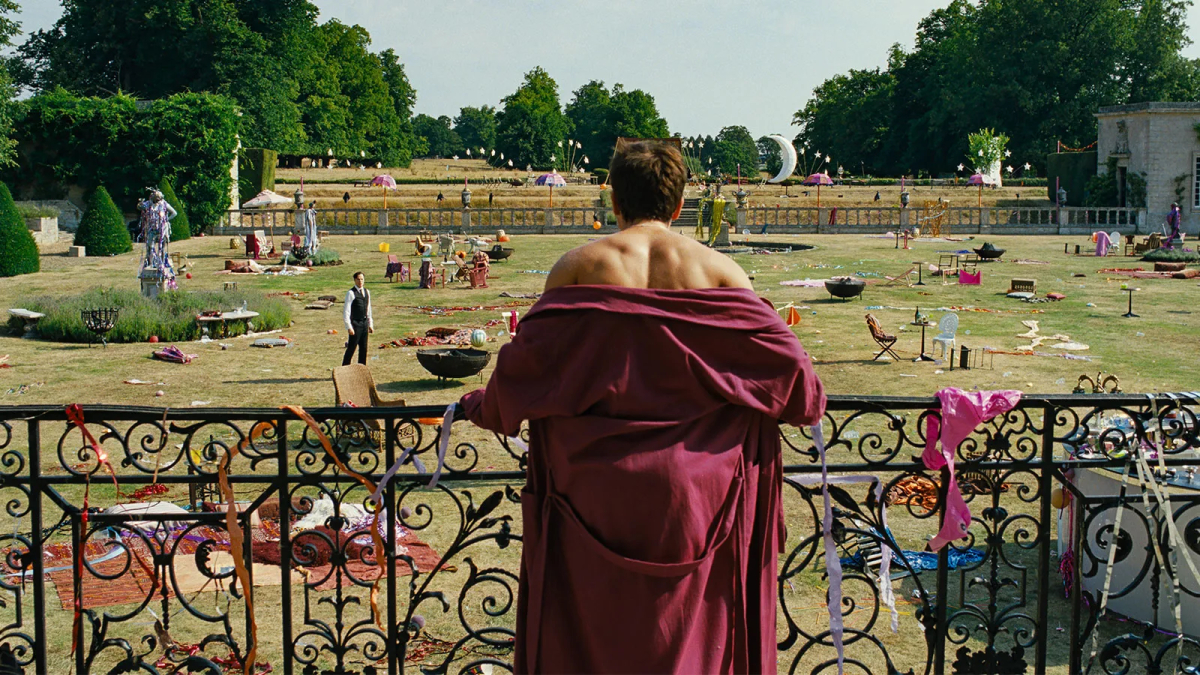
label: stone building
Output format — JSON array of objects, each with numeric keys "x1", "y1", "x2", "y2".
[{"x1": 1095, "y1": 102, "x2": 1200, "y2": 233}]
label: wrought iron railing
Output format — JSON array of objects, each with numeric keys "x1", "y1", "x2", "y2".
[{"x1": 0, "y1": 394, "x2": 1196, "y2": 674}]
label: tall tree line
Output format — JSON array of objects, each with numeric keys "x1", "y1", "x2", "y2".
[
  {"x1": 409, "y1": 69, "x2": 671, "y2": 172},
  {"x1": 14, "y1": 0, "x2": 420, "y2": 166},
  {"x1": 794, "y1": 0, "x2": 1200, "y2": 176}
]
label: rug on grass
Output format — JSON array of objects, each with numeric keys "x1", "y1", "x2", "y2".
[{"x1": 35, "y1": 524, "x2": 442, "y2": 610}]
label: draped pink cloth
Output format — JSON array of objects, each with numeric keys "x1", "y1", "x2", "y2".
[
  {"x1": 923, "y1": 388, "x2": 1022, "y2": 551},
  {"x1": 461, "y1": 285, "x2": 825, "y2": 674},
  {"x1": 1095, "y1": 231, "x2": 1111, "y2": 257}
]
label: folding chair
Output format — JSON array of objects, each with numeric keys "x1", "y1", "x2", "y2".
[
  {"x1": 882, "y1": 267, "x2": 917, "y2": 287},
  {"x1": 865, "y1": 314, "x2": 900, "y2": 361}
]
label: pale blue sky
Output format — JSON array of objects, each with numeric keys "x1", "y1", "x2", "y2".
[{"x1": 15, "y1": 1, "x2": 1200, "y2": 138}]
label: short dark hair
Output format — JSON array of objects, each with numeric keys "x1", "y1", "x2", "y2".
[
  {"x1": 609, "y1": 141, "x2": 686, "y2": 224},
  {"x1": 353, "y1": 271, "x2": 364, "y2": 280}
]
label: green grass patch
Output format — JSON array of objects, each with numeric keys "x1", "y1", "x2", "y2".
[{"x1": 7, "y1": 287, "x2": 291, "y2": 343}]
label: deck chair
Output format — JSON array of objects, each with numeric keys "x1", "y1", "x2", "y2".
[
  {"x1": 866, "y1": 313, "x2": 900, "y2": 361},
  {"x1": 837, "y1": 518, "x2": 915, "y2": 582},
  {"x1": 883, "y1": 267, "x2": 917, "y2": 286},
  {"x1": 438, "y1": 233, "x2": 456, "y2": 258},
  {"x1": 332, "y1": 365, "x2": 406, "y2": 450}
]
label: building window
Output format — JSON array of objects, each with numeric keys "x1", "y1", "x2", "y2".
[{"x1": 1194, "y1": 155, "x2": 1200, "y2": 208}]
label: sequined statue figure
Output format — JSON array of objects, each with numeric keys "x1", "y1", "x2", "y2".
[
  {"x1": 302, "y1": 201, "x2": 320, "y2": 253},
  {"x1": 138, "y1": 189, "x2": 179, "y2": 290}
]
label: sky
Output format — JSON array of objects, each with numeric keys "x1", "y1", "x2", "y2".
[{"x1": 14, "y1": 1, "x2": 1200, "y2": 139}]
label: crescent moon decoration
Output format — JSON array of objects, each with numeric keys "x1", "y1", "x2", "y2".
[{"x1": 767, "y1": 134, "x2": 797, "y2": 184}]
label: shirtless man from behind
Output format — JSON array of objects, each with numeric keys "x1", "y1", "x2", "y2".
[{"x1": 545, "y1": 141, "x2": 752, "y2": 292}]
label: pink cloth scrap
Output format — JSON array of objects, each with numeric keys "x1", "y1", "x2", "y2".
[{"x1": 923, "y1": 388, "x2": 1022, "y2": 551}]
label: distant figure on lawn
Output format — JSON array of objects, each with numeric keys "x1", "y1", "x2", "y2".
[
  {"x1": 342, "y1": 271, "x2": 374, "y2": 365},
  {"x1": 461, "y1": 140, "x2": 825, "y2": 673}
]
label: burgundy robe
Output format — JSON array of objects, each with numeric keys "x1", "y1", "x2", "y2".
[{"x1": 460, "y1": 285, "x2": 825, "y2": 674}]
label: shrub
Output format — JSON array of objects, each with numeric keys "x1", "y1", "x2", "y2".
[
  {"x1": 159, "y1": 178, "x2": 191, "y2": 241},
  {"x1": 1142, "y1": 248, "x2": 1200, "y2": 263},
  {"x1": 0, "y1": 182, "x2": 40, "y2": 277},
  {"x1": 15, "y1": 204, "x2": 59, "y2": 219},
  {"x1": 592, "y1": 168, "x2": 609, "y2": 183},
  {"x1": 74, "y1": 187, "x2": 132, "y2": 256},
  {"x1": 309, "y1": 248, "x2": 341, "y2": 266},
  {"x1": 6, "y1": 287, "x2": 292, "y2": 343}
]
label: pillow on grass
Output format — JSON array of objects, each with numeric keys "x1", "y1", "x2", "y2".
[{"x1": 1007, "y1": 291, "x2": 1035, "y2": 300}]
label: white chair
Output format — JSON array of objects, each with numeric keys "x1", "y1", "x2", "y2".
[
  {"x1": 932, "y1": 313, "x2": 959, "y2": 359},
  {"x1": 1109, "y1": 232, "x2": 1121, "y2": 256}
]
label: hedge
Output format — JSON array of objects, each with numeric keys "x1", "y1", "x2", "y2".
[
  {"x1": 6, "y1": 287, "x2": 291, "y2": 343},
  {"x1": 1046, "y1": 152, "x2": 1096, "y2": 206},
  {"x1": 238, "y1": 148, "x2": 277, "y2": 202},
  {"x1": 160, "y1": 178, "x2": 190, "y2": 242},
  {"x1": 0, "y1": 182, "x2": 39, "y2": 277},
  {"x1": 7, "y1": 90, "x2": 239, "y2": 234},
  {"x1": 74, "y1": 187, "x2": 132, "y2": 256}
]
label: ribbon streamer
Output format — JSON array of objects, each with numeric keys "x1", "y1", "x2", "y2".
[
  {"x1": 789, "y1": 473, "x2": 898, "y2": 632},
  {"x1": 813, "y1": 424, "x2": 845, "y2": 674}
]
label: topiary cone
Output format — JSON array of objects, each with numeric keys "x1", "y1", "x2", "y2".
[
  {"x1": 0, "y1": 182, "x2": 40, "y2": 277},
  {"x1": 74, "y1": 186, "x2": 133, "y2": 256},
  {"x1": 159, "y1": 178, "x2": 191, "y2": 241}
]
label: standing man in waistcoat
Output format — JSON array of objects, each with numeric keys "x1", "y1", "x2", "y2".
[{"x1": 343, "y1": 271, "x2": 374, "y2": 365}]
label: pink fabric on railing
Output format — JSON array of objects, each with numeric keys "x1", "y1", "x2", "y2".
[{"x1": 923, "y1": 388, "x2": 1022, "y2": 551}]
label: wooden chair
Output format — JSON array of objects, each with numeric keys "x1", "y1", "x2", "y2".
[
  {"x1": 332, "y1": 365, "x2": 406, "y2": 449},
  {"x1": 1124, "y1": 234, "x2": 1137, "y2": 256},
  {"x1": 882, "y1": 267, "x2": 917, "y2": 287},
  {"x1": 384, "y1": 254, "x2": 409, "y2": 282},
  {"x1": 865, "y1": 314, "x2": 900, "y2": 361}
]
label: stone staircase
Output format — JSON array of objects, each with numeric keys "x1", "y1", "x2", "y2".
[{"x1": 675, "y1": 197, "x2": 701, "y2": 233}]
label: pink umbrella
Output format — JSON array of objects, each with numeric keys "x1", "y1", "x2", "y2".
[
  {"x1": 967, "y1": 173, "x2": 995, "y2": 207},
  {"x1": 802, "y1": 173, "x2": 833, "y2": 206},
  {"x1": 372, "y1": 174, "x2": 397, "y2": 208},
  {"x1": 535, "y1": 172, "x2": 567, "y2": 206}
]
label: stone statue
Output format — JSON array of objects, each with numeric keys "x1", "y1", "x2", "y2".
[{"x1": 138, "y1": 188, "x2": 178, "y2": 297}]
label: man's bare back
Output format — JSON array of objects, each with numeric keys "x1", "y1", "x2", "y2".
[{"x1": 545, "y1": 220, "x2": 753, "y2": 291}]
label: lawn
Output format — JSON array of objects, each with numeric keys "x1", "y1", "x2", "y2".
[
  {"x1": 2, "y1": 230, "x2": 1195, "y2": 407},
  {"x1": 1, "y1": 229, "x2": 1195, "y2": 673}
]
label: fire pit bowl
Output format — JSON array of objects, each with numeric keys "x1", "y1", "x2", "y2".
[
  {"x1": 485, "y1": 245, "x2": 514, "y2": 261},
  {"x1": 824, "y1": 277, "x2": 866, "y2": 302},
  {"x1": 416, "y1": 348, "x2": 492, "y2": 380},
  {"x1": 973, "y1": 246, "x2": 1006, "y2": 261},
  {"x1": 81, "y1": 307, "x2": 120, "y2": 347}
]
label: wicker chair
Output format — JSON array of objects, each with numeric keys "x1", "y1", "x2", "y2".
[{"x1": 332, "y1": 365, "x2": 406, "y2": 448}]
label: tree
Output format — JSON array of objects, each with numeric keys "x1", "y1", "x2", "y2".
[
  {"x1": 566, "y1": 81, "x2": 670, "y2": 169},
  {"x1": 74, "y1": 186, "x2": 132, "y2": 256},
  {"x1": 15, "y1": 0, "x2": 419, "y2": 166},
  {"x1": 454, "y1": 105, "x2": 498, "y2": 155},
  {"x1": 413, "y1": 114, "x2": 462, "y2": 158},
  {"x1": 1125, "y1": 0, "x2": 1196, "y2": 102},
  {"x1": 0, "y1": 0, "x2": 20, "y2": 169},
  {"x1": 712, "y1": 126, "x2": 759, "y2": 177},
  {"x1": 0, "y1": 181, "x2": 38, "y2": 277},
  {"x1": 496, "y1": 67, "x2": 570, "y2": 169},
  {"x1": 793, "y1": 67, "x2": 894, "y2": 175},
  {"x1": 159, "y1": 178, "x2": 190, "y2": 241},
  {"x1": 565, "y1": 81, "x2": 614, "y2": 170}
]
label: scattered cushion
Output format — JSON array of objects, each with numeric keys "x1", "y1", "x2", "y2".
[
  {"x1": 252, "y1": 337, "x2": 291, "y2": 348},
  {"x1": 1007, "y1": 291, "x2": 1035, "y2": 300},
  {"x1": 1154, "y1": 262, "x2": 1187, "y2": 272},
  {"x1": 1046, "y1": 293, "x2": 1066, "y2": 300},
  {"x1": 304, "y1": 300, "x2": 333, "y2": 310},
  {"x1": 1172, "y1": 269, "x2": 1200, "y2": 279}
]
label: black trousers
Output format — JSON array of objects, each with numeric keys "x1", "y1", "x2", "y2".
[{"x1": 342, "y1": 322, "x2": 369, "y2": 365}]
